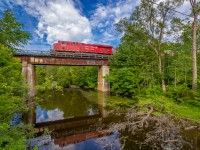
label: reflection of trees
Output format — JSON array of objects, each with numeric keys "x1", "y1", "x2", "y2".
[
  {"x1": 37, "y1": 89, "x2": 99, "y2": 119},
  {"x1": 106, "y1": 105, "x2": 197, "y2": 149},
  {"x1": 118, "y1": 130, "x2": 151, "y2": 150}
]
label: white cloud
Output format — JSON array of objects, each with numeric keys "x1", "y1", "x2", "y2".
[
  {"x1": 90, "y1": 0, "x2": 192, "y2": 45},
  {"x1": 0, "y1": 0, "x2": 193, "y2": 48},
  {"x1": 91, "y1": 0, "x2": 139, "y2": 27},
  {"x1": 90, "y1": 0, "x2": 140, "y2": 44},
  {"x1": 1, "y1": 0, "x2": 140, "y2": 47},
  {"x1": 14, "y1": 0, "x2": 92, "y2": 44}
]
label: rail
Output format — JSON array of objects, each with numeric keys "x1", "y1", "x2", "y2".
[{"x1": 14, "y1": 50, "x2": 111, "y2": 59}]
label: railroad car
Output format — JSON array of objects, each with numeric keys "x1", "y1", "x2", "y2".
[{"x1": 52, "y1": 41, "x2": 113, "y2": 55}]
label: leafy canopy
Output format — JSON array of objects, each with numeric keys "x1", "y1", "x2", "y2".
[
  {"x1": 0, "y1": 10, "x2": 31, "y2": 51},
  {"x1": 0, "y1": 10, "x2": 32, "y2": 149}
]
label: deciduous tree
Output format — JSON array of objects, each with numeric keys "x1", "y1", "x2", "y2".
[
  {"x1": 0, "y1": 10, "x2": 30, "y2": 51},
  {"x1": 116, "y1": 0, "x2": 183, "y2": 94},
  {"x1": 189, "y1": 0, "x2": 200, "y2": 91}
]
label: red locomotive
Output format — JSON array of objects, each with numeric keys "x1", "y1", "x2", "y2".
[{"x1": 52, "y1": 41, "x2": 113, "y2": 55}]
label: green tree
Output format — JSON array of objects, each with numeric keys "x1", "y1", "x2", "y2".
[
  {"x1": 116, "y1": 0, "x2": 183, "y2": 94},
  {"x1": 0, "y1": 44, "x2": 28, "y2": 149},
  {"x1": 0, "y1": 10, "x2": 30, "y2": 50},
  {"x1": 0, "y1": 10, "x2": 32, "y2": 149},
  {"x1": 36, "y1": 66, "x2": 98, "y2": 91},
  {"x1": 107, "y1": 39, "x2": 158, "y2": 97},
  {"x1": 189, "y1": 0, "x2": 200, "y2": 91}
]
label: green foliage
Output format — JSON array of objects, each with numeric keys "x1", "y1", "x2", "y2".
[
  {"x1": 165, "y1": 52, "x2": 192, "y2": 86},
  {"x1": 55, "y1": 67, "x2": 72, "y2": 88},
  {"x1": 166, "y1": 84, "x2": 194, "y2": 102},
  {"x1": 108, "y1": 0, "x2": 200, "y2": 108},
  {"x1": 0, "y1": 123, "x2": 26, "y2": 150},
  {"x1": 140, "y1": 85, "x2": 163, "y2": 98},
  {"x1": 0, "y1": 123, "x2": 35, "y2": 150},
  {"x1": 0, "y1": 10, "x2": 30, "y2": 50},
  {"x1": 137, "y1": 96, "x2": 200, "y2": 121},
  {"x1": 80, "y1": 67, "x2": 98, "y2": 89},
  {"x1": 0, "y1": 45, "x2": 26, "y2": 122},
  {"x1": 107, "y1": 38, "x2": 158, "y2": 97},
  {"x1": 0, "y1": 44, "x2": 32, "y2": 149},
  {"x1": 36, "y1": 76, "x2": 63, "y2": 92},
  {"x1": 112, "y1": 0, "x2": 189, "y2": 95},
  {"x1": 0, "y1": 10, "x2": 33, "y2": 149},
  {"x1": 36, "y1": 66, "x2": 98, "y2": 90},
  {"x1": 107, "y1": 67, "x2": 140, "y2": 96}
]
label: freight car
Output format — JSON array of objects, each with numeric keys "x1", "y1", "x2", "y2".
[{"x1": 51, "y1": 41, "x2": 113, "y2": 55}]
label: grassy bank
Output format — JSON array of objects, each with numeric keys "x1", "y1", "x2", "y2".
[
  {"x1": 138, "y1": 96, "x2": 200, "y2": 122},
  {"x1": 107, "y1": 95, "x2": 200, "y2": 122}
]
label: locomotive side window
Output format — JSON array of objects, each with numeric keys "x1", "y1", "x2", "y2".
[{"x1": 73, "y1": 42, "x2": 79, "y2": 45}]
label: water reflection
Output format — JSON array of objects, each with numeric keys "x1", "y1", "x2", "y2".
[
  {"x1": 36, "y1": 89, "x2": 100, "y2": 121},
  {"x1": 23, "y1": 102, "x2": 36, "y2": 124},
  {"x1": 36, "y1": 107, "x2": 64, "y2": 123},
  {"x1": 30, "y1": 132, "x2": 120, "y2": 150},
  {"x1": 25, "y1": 89, "x2": 200, "y2": 149},
  {"x1": 26, "y1": 89, "x2": 121, "y2": 149}
]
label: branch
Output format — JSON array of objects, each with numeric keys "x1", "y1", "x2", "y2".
[
  {"x1": 141, "y1": 106, "x2": 154, "y2": 127},
  {"x1": 164, "y1": 139, "x2": 178, "y2": 143},
  {"x1": 189, "y1": 0, "x2": 195, "y2": 8},
  {"x1": 185, "y1": 126, "x2": 197, "y2": 130},
  {"x1": 149, "y1": 43, "x2": 159, "y2": 56}
]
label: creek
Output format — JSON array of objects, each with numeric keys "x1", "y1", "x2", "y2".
[{"x1": 24, "y1": 89, "x2": 200, "y2": 150}]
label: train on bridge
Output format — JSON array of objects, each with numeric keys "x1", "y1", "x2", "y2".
[{"x1": 51, "y1": 41, "x2": 113, "y2": 55}]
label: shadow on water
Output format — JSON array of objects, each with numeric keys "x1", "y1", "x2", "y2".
[{"x1": 24, "y1": 89, "x2": 200, "y2": 150}]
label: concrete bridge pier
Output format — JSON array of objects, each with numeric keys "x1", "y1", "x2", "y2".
[
  {"x1": 98, "y1": 66, "x2": 110, "y2": 92},
  {"x1": 22, "y1": 61, "x2": 36, "y2": 97}
]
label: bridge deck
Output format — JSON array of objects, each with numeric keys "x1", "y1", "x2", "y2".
[{"x1": 15, "y1": 51, "x2": 111, "y2": 60}]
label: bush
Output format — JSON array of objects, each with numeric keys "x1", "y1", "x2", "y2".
[{"x1": 166, "y1": 84, "x2": 194, "y2": 103}]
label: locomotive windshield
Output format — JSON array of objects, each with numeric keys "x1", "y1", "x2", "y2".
[{"x1": 61, "y1": 41, "x2": 67, "y2": 44}]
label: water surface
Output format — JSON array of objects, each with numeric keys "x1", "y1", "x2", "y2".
[{"x1": 25, "y1": 89, "x2": 200, "y2": 149}]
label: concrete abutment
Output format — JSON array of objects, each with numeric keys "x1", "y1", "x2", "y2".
[
  {"x1": 98, "y1": 66, "x2": 110, "y2": 92},
  {"x1": 22, "y1": 61, "x2": 36, "y2": 97}
]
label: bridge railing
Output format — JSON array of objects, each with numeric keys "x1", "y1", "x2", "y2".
[
  {"x1": 14, "y1": 50, "x2": 111, "y2": 59},
  {"x1": 15, "y1": 50, "x2": 51, "y2": 56}
]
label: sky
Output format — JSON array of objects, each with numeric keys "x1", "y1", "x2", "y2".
[{"x1": 0, "y1": 0, "x2": 190, "y2": 51}]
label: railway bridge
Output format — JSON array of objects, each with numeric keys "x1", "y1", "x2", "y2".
[{"x1": 14, "y1": 50, "x2": 111, "y2": 97}]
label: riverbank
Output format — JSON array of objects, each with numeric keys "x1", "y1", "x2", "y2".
[
  {"x1": 139, "y1": 96, "x2": 200, "y2": 122},
  {"x1": 107, "y1": 95, "x2": 200, "y2": 123}
]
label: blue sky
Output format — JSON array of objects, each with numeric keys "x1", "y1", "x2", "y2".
[
  {"x1": 0, "y1": 0, "x2": 190, "y2": 51},
  {"x1": 0, "y1": 0, "x2": 140, "y2": 50}
]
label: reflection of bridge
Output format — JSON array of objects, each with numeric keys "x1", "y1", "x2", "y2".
[
  {"x1": 34, "y1": 115, "x2": 113, "y2": 147},
  {"x1": 26, "y1": 109, "x2": 115, "y2": 147},
  {"x1": 54, "y1": 129, "x2": 111, "y2": 147},
  {"x1": 24, "y1": 91, "x2": 117, "y2": 148},
  {"x1": 14, "y1": 50, "x2": 111, "y2": 97},
  {"x1": 35, "y1": 115, "x2": 102, "y2": 133}
]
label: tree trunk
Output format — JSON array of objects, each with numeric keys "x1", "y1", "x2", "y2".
[
  {"x1": 192, "y1": 13, "x2": 198, "y2": 91},
  {"x1": 158, "y1": 54, "x2": 166, "y2": 93},
  {"x1": 175, "y1": 66, "x2": 177, "y2": 88}
]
